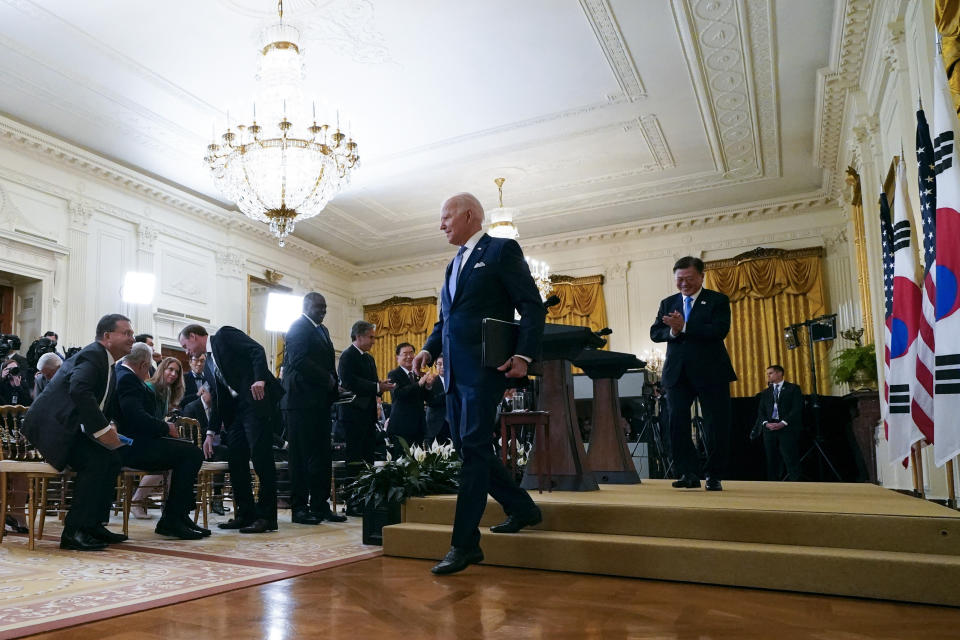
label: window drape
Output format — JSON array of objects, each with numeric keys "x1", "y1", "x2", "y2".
[{"x1": 704, "y1": 247, "x2": 831, "y2": 397}]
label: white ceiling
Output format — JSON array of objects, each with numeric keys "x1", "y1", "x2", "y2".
[{"x1": 0, "y1": 0, "x2": 838, "y2": 265}]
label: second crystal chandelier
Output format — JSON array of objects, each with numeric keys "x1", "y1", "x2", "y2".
[{"x1": 204, "y1": 0, "x2": 359, "y2": 247}]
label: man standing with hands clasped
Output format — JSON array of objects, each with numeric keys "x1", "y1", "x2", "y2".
[
  {"x1": 754, "y1": 364, "x2": 803, "y2": 481},
  {"x1": 650, "y1": 256, "x2": 736, "y2": 492},
  {"x1": 412, "y1": 191, "x2": 546, "y2": 575}
]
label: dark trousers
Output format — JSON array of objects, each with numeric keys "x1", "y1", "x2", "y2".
[
  {"x1": 664, "y1": 378, "x2": 731, "y2": 479},
  {"x1": 448, "y1": 383, "x2": 536, "y2": 550},
  {"x1": 120, "y1": 438, "x2": 203, "y2": 519},
  {"x1": 284, "y1": 404, "x2": 333, "y2": 514},
  {"x1": 342, "y1": 409, "x2": 377, "y2": 464},
  {"x1": 226, "y1": 399, "x2": 277, "y2": 523},
  {"x1": 63, "y1": 437, "x2": 121, "y2": 534},
  {"x1": 763, "y1": 424, "x2": 802, "y2": 481}
]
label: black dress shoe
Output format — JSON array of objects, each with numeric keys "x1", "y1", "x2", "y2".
[
  {"x1": 83, "y1": 525, "x2": 128, "y2": 544},
  {"x1": 490, "y1": 507, "x2": 542, "y2": 534},
  {"x1": 155, "y1": 519, "x2": 204, "y2": 540},
  {"x1": 313, "y1": 510, "x2": 347, "y2": 523},
  {"x1": 239, "y1": 518, "x2": 278, "y2": 534},
  {"x1": 217, "y1": 517, "x2": 254, "y2": 530},
  {"x1": 705, "y1": 477, "x2": 723, "y2": 491},
  {"x1": 431, "y1": 546, "x2": 484, "y2": 575},
  {"x1": 180, "y1": 515, "x2": 212, "y2": 536},
  {"x1": 210, "y1": 501, "x2": 227, "y2": 516},
  {"x1": 4, "y1": 515, "x2": 27, "y2": 534},
  {"x1": 60, "y1": 529, "x2": 108, "y2": 551},
  {"x1": 291, "y1": 511, "x2": 321, "y2": 525},
  {"x1": 671, "y1": 475, "x2": 701, "y2": 489}
]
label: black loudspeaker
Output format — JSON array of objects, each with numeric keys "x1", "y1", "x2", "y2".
[{"x1": 810, "y1": 314, "x2": 837, "y2": 342}]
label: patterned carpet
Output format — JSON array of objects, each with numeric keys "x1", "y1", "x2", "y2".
[{"x1": 0, "y1": 511, "x2": 381, "y2": 639}]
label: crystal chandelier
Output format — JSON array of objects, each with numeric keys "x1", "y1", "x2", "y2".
[
  {"x1": 486, "y1": 178, "x2": 552, "y2": 300},
  {"x1": 204, "y1": 1, "x2": 359, "y2": 247}
]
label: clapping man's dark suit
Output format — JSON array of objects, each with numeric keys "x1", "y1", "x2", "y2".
[
  {"x1": 281, "y1": 293, "x2": 346, "y2": 525},
  {"x1": 22, "y1": 314, "x2": 134, "y2": 551},
  {"x1": 338, "y1": 321, "x2": 394, "y2": 464},
  {"x1": 424, "y1": 357, "x2": 450, "y2": 444},
  {"x1": 755, "y1": 365, "x2": 803, "y2": 481},
  {"x1": 650, "y1": 256, "x2": 737, "y2": 491},
  {"x1": 115, "y1": 344, "x2": 206, "y2": 539},
  {"x1": 386, "y1": 343, "x2": 428, "y2": 448},
  {"x1": 179, "y1": 324, "x2": 283, "y2": 533},
  {"x1": 414, "y1": 192, "x2": 546, "y2": 575}
]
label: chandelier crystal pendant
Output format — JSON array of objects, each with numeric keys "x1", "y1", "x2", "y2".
[
  {"x1": 486, "y1": 177, "x2": 551, "y2": 300},
  {"x1": 204, "y1": 0, "x2": 359, "y2": 247}
]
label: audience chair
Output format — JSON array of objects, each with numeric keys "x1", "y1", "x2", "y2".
[{"x1": 0, "y1": 405, "x2": 62, "y2": 550}]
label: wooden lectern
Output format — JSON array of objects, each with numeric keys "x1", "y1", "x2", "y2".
[
  {"x1": 573, "y1": 349, "x2": 645, "y2": 484},
  {"x1": 520, "y1": 324, "x2": 605, "y2": 492}
]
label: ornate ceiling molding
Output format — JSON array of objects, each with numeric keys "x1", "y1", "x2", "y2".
[
  {"x1": 349, "y1": 191, "x2": 839, "y2": 278},
  {"x1": 579, "y1": 0, "x2": 646, "y2": 101},
  {"x1": 812, "y1": 0, "x2": 873, "y2": 193},
  {"x1": 671, "y1": 0, "x2": 779, "y2": 177},
  {"x1": 0, "y1": 114, "x2": 335, "y2": 265}
]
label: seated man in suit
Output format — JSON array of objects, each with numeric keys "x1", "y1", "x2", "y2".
[
  {"x1": 424, "y1": 355, "x2": 450, "y2": 445},
  {"x1": 22, "y1": 313, "x2": 134, "y2": 551},
  {"x1": 386, "y1": 343, "x2": 429, "y2": 448},
  {"x1": 115, "y1": 342, "x2": 207, "y2": 539},
  {"x1": 754, "y1": 364, "x2": 803, "y2": 481},
  {"x1": 181, "y1": 354, "x2": 206, "y2": 408}
]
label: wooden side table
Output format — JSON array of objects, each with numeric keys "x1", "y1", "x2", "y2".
[{"x1": 500, "y1": 411, "x2": 551, "y2": 493}]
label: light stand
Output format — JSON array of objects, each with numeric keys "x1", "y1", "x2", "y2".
[{"x1": 784, "y1": 314, "x2": 842, "y2": 481}]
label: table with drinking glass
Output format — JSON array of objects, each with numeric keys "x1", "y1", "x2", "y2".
[{"x1": 499, "y1": 390, "x2": 551, "y2": 493}]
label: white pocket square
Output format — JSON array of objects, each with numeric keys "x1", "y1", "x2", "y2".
[{"x1": 474, "y1": 262, "x2": 486, "y2": 268}]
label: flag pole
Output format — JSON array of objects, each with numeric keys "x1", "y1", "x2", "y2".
[{"x1": 947, "y1": 459, "x2": 957, "y2": 509}]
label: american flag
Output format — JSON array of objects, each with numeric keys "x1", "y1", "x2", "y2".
[
  {"x1": 879, "y1": 192, "x2": 894, "y2": 442},
  {"x1": 914, "y1": 108, "x2": 936, "y2": 443}
]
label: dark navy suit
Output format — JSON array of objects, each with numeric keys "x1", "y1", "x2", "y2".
[
  {"x1": 115, "y1": 365, "x2": 203, "y2": 520},
  {"x1": 650, "y1": 287, "x2": 737, "y2": 479},
  {"x1": 423, "y1": 233, "x2": 546, "y2": 550},
  {"x1": 205, "y1": 327, "x2": 283, "y2": 525},
  {"x1": 386, "y1": 366, "x2": 427, "y2": 446},
  {"x1": 281, "y1": 314, "x2": 338, "y2": 514}
]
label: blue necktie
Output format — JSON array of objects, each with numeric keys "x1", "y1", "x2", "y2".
[
  {"x1": 772, "y1": 384, "x2": 780, "y2": 420},
  {"x1": 448, "y1": 246, "x2": 467, "y2": 299},
  {"x1": 683, "y1": 296, "x2": 693, "y2": 322}
]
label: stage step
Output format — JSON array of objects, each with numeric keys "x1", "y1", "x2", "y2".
[
  {"x1": 383, "y1": 481, "x2": 960, "y2": 605},
  {"x1": 383, "y1": 522, "x2": 960, "y2": 607},
  {"x1": 401, "y1": 492, "x2": 960, "y2": 556}
]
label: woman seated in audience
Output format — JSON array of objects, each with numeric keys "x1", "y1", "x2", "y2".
[{"x1": 130, "y1": 356, "x2": 185, "y2": 518}]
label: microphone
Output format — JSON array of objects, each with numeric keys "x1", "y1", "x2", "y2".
[
  {"x1": 595, "y1": 327, "x2": 612, "y2": 337},
  {"x1": 543, "y1": 295, "x2": 561, "y2": 309}
]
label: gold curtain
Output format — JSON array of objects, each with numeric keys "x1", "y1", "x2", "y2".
[
  {"x1": 845, "y1": 167, "x2": 874, "y2": 345},
  {"x1": 547, "y1": 274, "x2": 608, "y2": 373},
  {"x1": 938, "y1": 0, "x2": 960, "y2": 116},
  {"x1": 704, "y1": 248, "x2": 831, "y2": 397},
  {"x1": 363, "y1": 295, "x2": 438, "y2": 402}
]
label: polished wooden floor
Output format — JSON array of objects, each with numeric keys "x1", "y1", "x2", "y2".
[{"x1": 29, "y1": 557, "x2": 960, "y2": 640}]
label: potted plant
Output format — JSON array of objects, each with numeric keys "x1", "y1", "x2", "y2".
[
  {"x1": 832, "y1": 328, "x2": 878, "y2": 390},
  {"x1": 347, "y1": 439, "x2": 461, "y2": 545}
]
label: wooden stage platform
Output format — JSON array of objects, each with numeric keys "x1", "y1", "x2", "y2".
[{"x1": 383, "y1": 480, "x2": 960, "y2": 606}]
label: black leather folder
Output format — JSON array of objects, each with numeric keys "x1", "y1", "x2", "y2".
[{"x1": 481, "y1": 318, "x2": 542, "y2": 376}]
